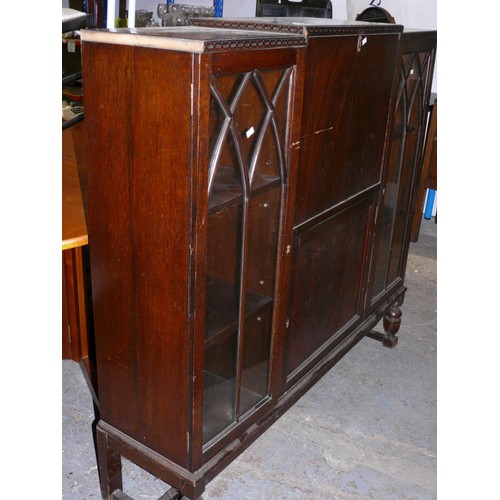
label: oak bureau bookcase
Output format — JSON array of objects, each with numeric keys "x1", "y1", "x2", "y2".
[
  {"x1": 82, "y1": 26, "x2": 307, "y2": 499},
  {"x1": 81, "y1": 20, "x2": 436, "y2": 500}
]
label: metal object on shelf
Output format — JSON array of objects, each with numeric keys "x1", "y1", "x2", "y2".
[
  {"x1": 135, "y1": 9, "x2": 154, "y2": 27},
  {"x1": 157, "y1": 3, "x2": 215, "y2": 26}
]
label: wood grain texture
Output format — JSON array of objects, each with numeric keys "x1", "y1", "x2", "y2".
[
  {"x1": 294, "y1": 34, "x2": 400, "y2": 224},
  {"x1": 79, "y1": 23, "x2": 437, "y2": 500},
  {"x1": 285, "y1": 196, "x2": 372, "y2": 383},
  {"x1": 62, "y1": 254, "x2": 71, "y2": 360},
  {"x1": 64, "y1": 247, "x2": 88, "y2": 360},
  {"x1": 83, "y1": 42, "x2": 193, "y2": 466}
]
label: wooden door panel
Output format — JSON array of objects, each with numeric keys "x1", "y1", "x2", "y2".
[
  {"x1": 294, "y1": 34, "x2": 399, "y2": 224},
  {"x1": 284, "y1": 199, "x2": 372, "y2": 382}
]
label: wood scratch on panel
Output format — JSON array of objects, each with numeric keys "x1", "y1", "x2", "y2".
[{"x1": 313, "y1": 126, "x2": 335, "y2": 135}]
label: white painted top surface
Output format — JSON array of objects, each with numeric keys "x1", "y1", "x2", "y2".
[{"x1": 81, "y1": 26, "x2": 306, "y2": 53}]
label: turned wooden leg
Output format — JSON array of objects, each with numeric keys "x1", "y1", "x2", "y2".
[
  {"x1": 367, "y1": 304, "x2": 402, "y2": 348},
  {"x1": 382, "y1": 304, "x2": 402, "y2": 347},
  {"x1": 97, "y1": 426, "x2": 123, "y2": 499}
]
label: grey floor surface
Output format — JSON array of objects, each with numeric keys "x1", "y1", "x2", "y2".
[{"x1": 62, "y1": 218, "x2": 437, "y2": 499}]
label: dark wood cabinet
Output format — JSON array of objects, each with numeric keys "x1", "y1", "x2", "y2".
[{"x1": 81, "y1": 20, "x2": 436, "y2": 499}]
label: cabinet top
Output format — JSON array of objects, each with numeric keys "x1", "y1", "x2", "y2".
[
  {"x1": 401, "y1": 27, "x2": 437, "y2": 38},
  {"x1": 80, "y1": 26, "x2": 307, "y2": 53},
  {"x1": 191, "y1": 17, "x2": 404, "y2": 37}
]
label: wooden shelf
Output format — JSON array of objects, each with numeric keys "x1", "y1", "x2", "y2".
[
  {"x1": 208, "y1": 165, "x2": 281, "y2": 216},
  {"x1": 202, "y1": 370, "x2": 263, "y2": 445},
  {"x1": 205, "y1": 276, "x2": 272, "y2": 347}
]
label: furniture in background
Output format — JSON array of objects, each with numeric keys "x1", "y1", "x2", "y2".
[
  {"x1": 62, "y1": 7, "x2": 90, "y2": 362},
  {"x1": 62, "y1": 122, "x2": 98, "y2": 400},
  {"x1": 355, "y1": 5, "x2": 396, "y2": 24},
  {"x1": 64, "y1": 1, "x2": 106, "y2": 28},
  {"x1": 62, "y1": 8, "x2": 88, "y2": 129},
  {"x1": 62, "y1": 122, "x2": 88, "y2": 362},
  {"x1": 105, "y1": 0, "x2": 223, "y2": 28},
  {"x1": 424, "y1": 189, "x2": 436, "y2": 219},
  {"x1": 81, "y1": 20, "x2": 436, "y2": 499},
  {"x1": 411, "y1": 96, "x2": 437, "y2": 241},
  {"x1": 63, "y1": 2, "x2": 107, "y2": 129}
]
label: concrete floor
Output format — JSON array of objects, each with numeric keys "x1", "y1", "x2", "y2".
[{"x1": 62, "y1": 218, "x2": 437, "y2": 499}]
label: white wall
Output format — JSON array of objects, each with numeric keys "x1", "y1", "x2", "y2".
[
  {"x1": 400, "y1": 0, "x2": 436, "y2": 30},
  {"x1": 222, "y1": 0, "x2": 256, "y2": 17},
  {"x1": 398, "y1": 0, "x2": 438, "y2": 92}
]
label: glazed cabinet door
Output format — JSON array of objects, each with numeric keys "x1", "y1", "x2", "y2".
[
  {"x1": 367, "y1": 34, "x2": 436, "y2": 308},
  {"x1": 199, "y1": 50, "x2": 301, "y2": 458}
]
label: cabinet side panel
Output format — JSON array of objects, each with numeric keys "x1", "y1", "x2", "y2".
[
  {"x1": 83, "y1": 43, "x2": 193, "y2": 467},
  {"x1": 83, "y1": 42, "x2": 141, "y2": 434}
]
